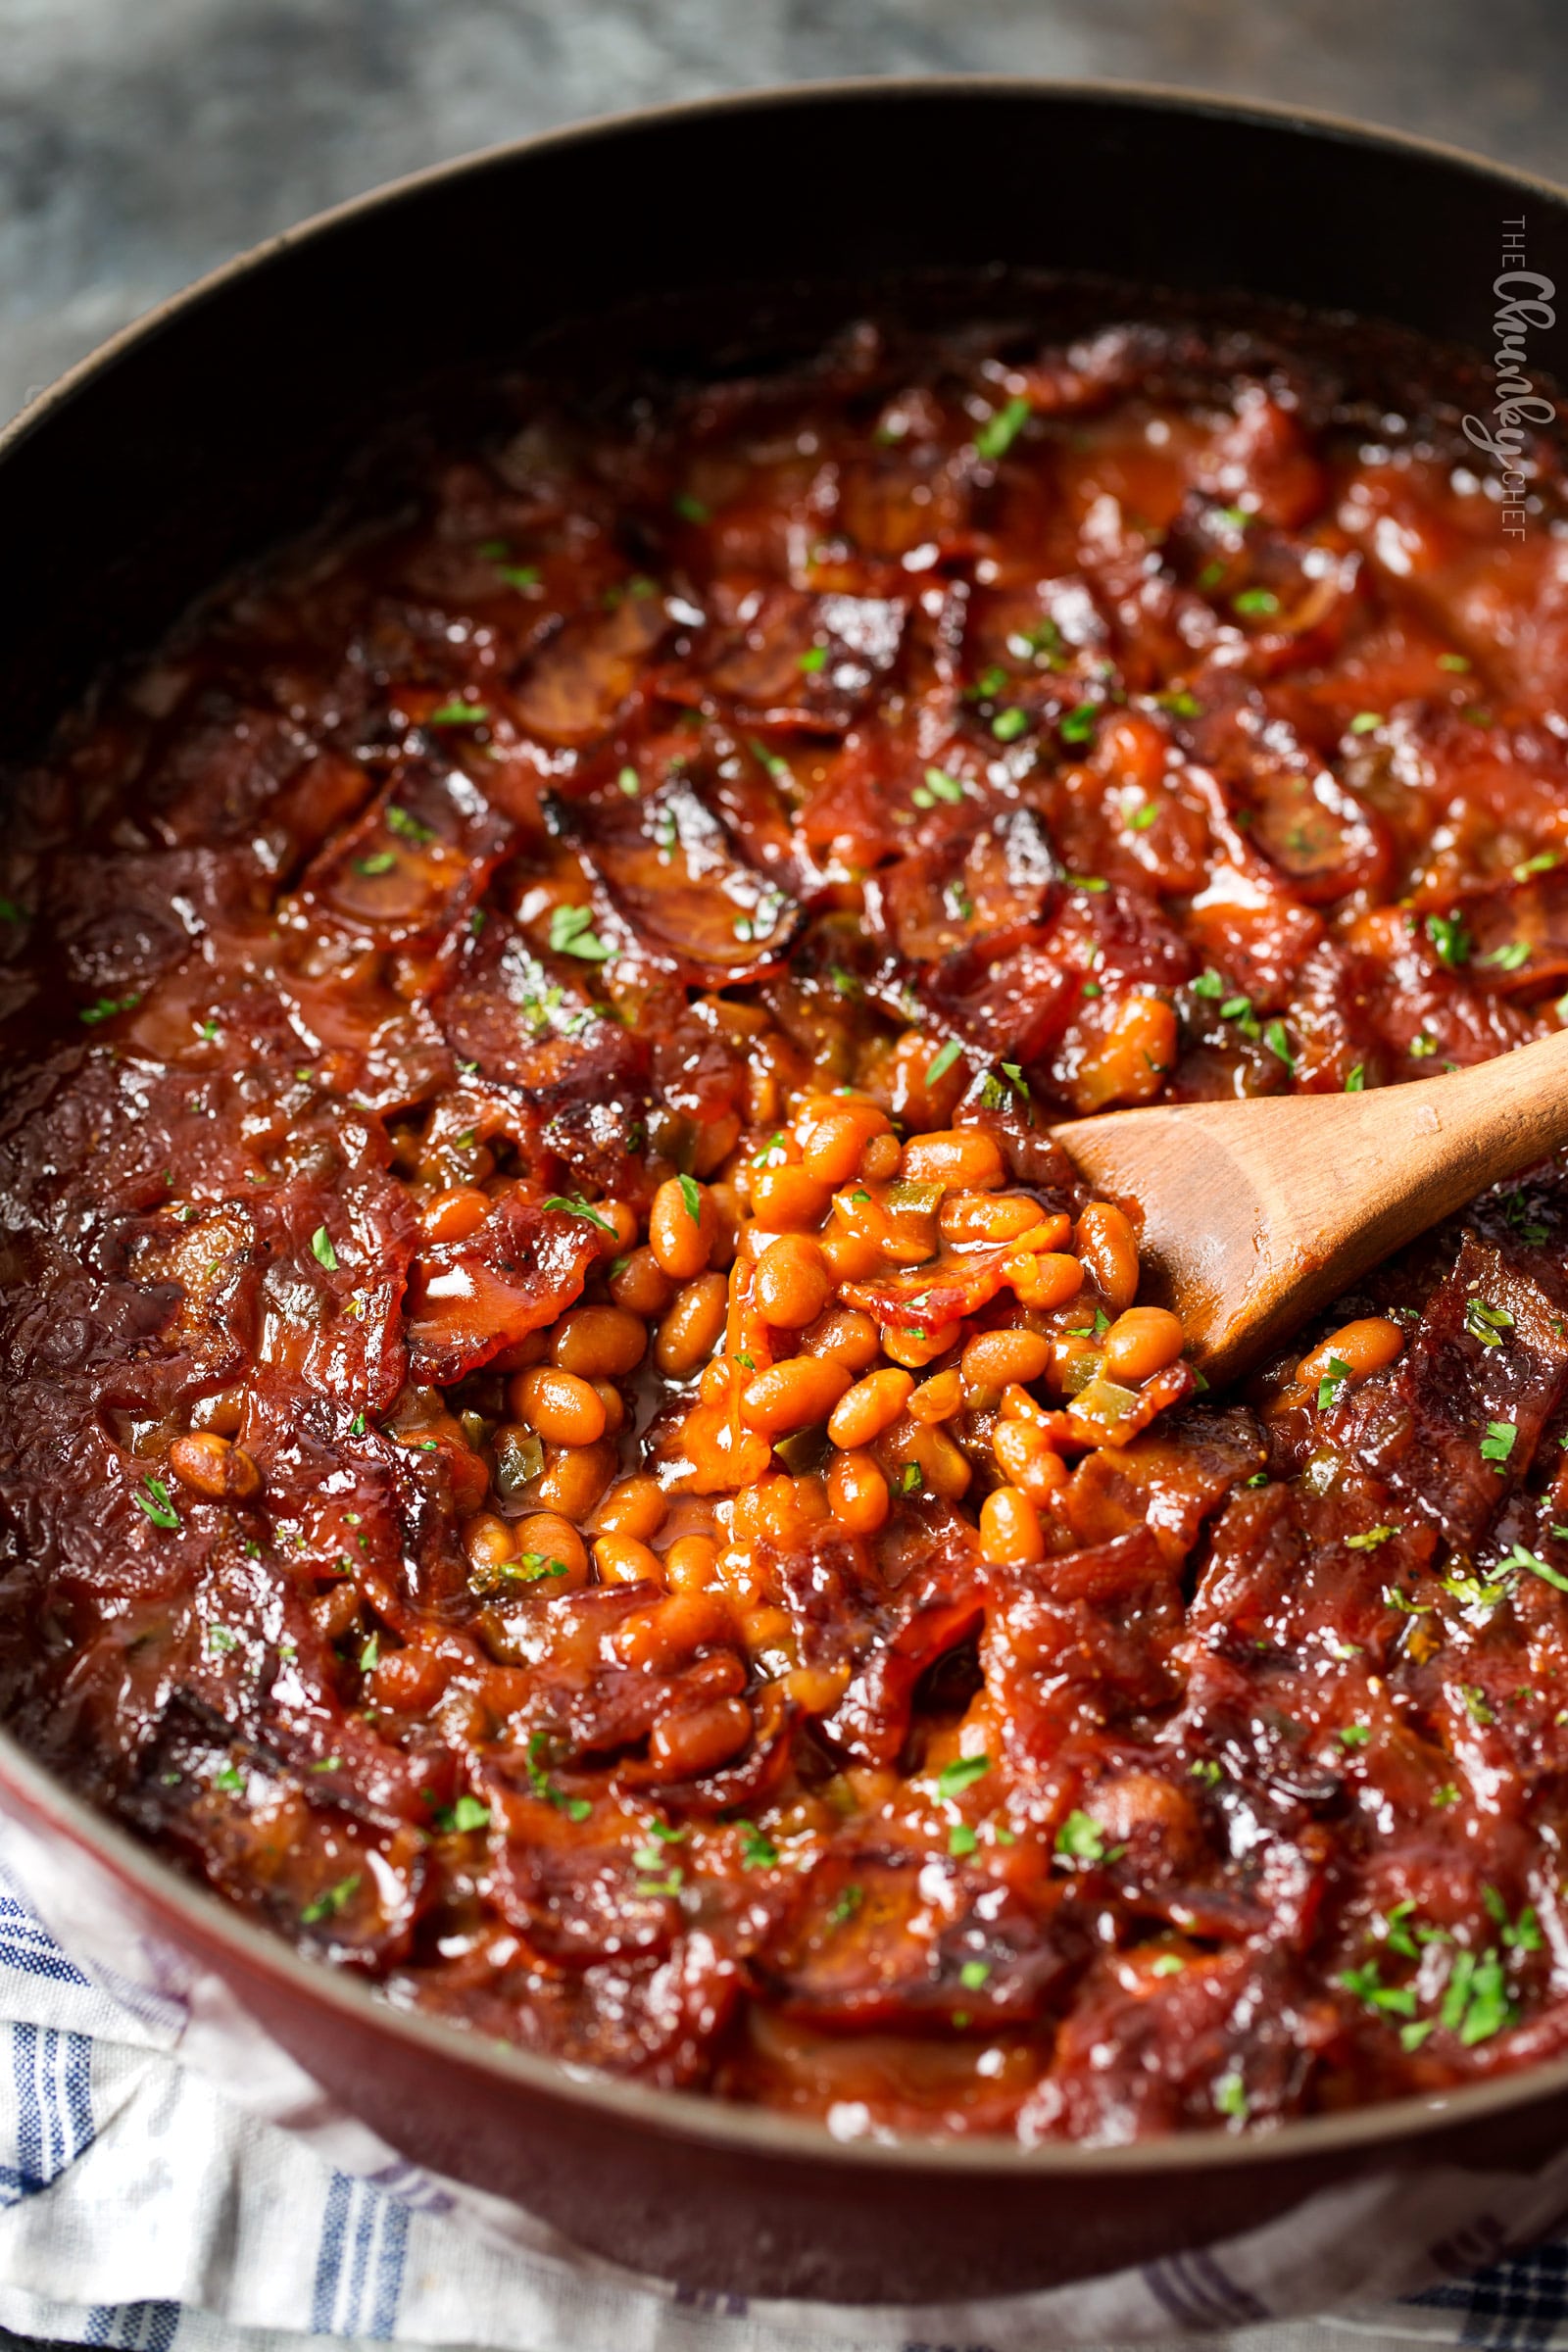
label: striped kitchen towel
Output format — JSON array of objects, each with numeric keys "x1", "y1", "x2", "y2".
[{"x1": 0, "y1": 1803, "x2": 1566, "y2": 2352}]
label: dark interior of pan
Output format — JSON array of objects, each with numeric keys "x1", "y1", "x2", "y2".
[{"x1": 1, "y1": 79, "x2": 1568, "y2": 2309}]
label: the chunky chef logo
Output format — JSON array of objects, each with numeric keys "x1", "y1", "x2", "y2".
[{"x1": 1462, "y1": 220, "x2": 1557, "y2": 540}]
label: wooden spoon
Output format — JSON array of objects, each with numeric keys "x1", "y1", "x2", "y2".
[{"x1": 1049, "y1": 1026, "x2": 1568, "y2": 1385}]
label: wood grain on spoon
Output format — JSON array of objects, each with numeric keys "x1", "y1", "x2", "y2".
[{"x1": 1050, "y1": 1025, "x2": 1568, "y2": 1385}]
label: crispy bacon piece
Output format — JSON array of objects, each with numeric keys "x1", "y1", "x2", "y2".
[{"x1": 405, "y1": 1196, "x2": 600, "y2": 1383}]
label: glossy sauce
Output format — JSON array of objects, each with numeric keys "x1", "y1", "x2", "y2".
[{"x1": 2, "y1": 315, "x2": 1568, "y2": 2141}]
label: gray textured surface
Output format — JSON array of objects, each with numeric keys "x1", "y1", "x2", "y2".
[{"x1": 2, "y1": 0, "x2": 1566, "y2": 424}]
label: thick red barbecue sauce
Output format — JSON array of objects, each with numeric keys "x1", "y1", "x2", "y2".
[{"x1": 2, "y1": 315, "x2": 1568, "y2": 2141}]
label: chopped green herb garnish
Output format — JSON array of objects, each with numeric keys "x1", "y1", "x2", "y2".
[
  {"x1": 1497, "y1": 1541, "x2": 1568, "y2": 1594},
  {"x1": 1054, "y1": 1810, "x2": 1108, "y2": 1863},
  {"x1": 739, "y1": 1822, "x2": 778, "y2": 1870},
  {"x1": 1214, "y1": 2072, "x2": 1249, "y2": 2119},
  {"x1": 549, "y1": 904, "x2": 612, "y2": 962},
  {"x1": 135, "y1": 1476, "x2": 179, "y2": 1531},
  {"x1": 678, "y1": 1172, "x2": 703, "y2": 1226},
  {"x1": 975, "y1": 397, "x2": 1032, "y2": 461},
  {"x1": 936, "y1": 1752, "x2": 992, "y2": 1801},
  {"x1": 426, "y1": 702, "x2": 488, "y2": 728},
  {"x1": 1480, "y1": 1420, "x2": 1518, "y2": 1465},
  {"x1": 300, "y1": 1874, "x2": 361, "y2": 1926},
  {"x1": 1263, "y1": 1018, "x2": 1295, "y2": 1072},
  {"x1": 1317, "y1": 1354, "x2": 1353, "y2": 1410},
  {"x1": 925, "y1": 1038, "x2": 963, "y2": 1086},
  {"x1": 1465, "y1": 1296, "x2": 1514, "y2": 1348},
  {"x1": 354, "y1": 851, "x2": 397, "y2": 876},
  {"x1": 1341, "y1": 1960, "x2": 1417, "y2": 2018},
  {"x1": 79, "y1": 992, "x2": 142, "y2": 1025},
  {"x1": 672, "y1": 491, "x2": 710, "y2": 523},
  {"x1": 1426, "y1": 911, "x2": 1471, "y2": 968},
  {"x1": 1348, "y1": 711, "x2": 1384, "y2": 735},
  {"x1": 1482, "y1": 939, "x2": 1531, "y2": 972},
  {"x1": 1346, "y1": 1063, "x2": 1365, "y2": 1092},
  {"x1": 311, "y1": 1225, "x2": 338, "y2": 1271},
  {"x1": 1438, "y1": 652, "x2": 1471, "y2": 672},
  {"x1": 1058, "y1": 702, "x2": 1099, "y2": 744},
  {"x1": 617, "y1": 765, "x2": 640, "y2": 797},
  {"x1": 798, "y1": 645, "x2": 828, "y2": 673},
  {"x1": 1232, "y1": 587, "x2": 1280, "y2": 616},
  {"x1": 358, "y1": 1633, "x2": 380, "y2": 1673},
  {"x1": 991, "y1": 708, "x2": 1029, "y2": 743},
  {"x1": 437, "y1": 1793, "x2": 491, "y2": 1834},
  {"x1": 1514, "y1": 851, "x2": 1559, "y2": 880},
  {"x1": 1347, "y1": 1525, "x2": 1398, "y2": 1551},
  {"x1": 923, "y1": 765, "x2": 965, "y2": 804},
  {"x1": 543, "y1": 1193, "x2": 617, "y2": 1235}
]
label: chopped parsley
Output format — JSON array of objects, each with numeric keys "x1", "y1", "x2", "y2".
[
  {"x1": 135, "y1": 1476, "x2": 180, "y2": 1530},
  {"x1": 543, "y1": 1194, "x2": 617, "y2": 1235},
  {"x1": 79, "y1": 992, "x2": 142, "y2": 1025},
  {"x1": 354, "y1": 850, "x2": 397, "y2": 876},
  {"x1": 1482, "y1": 939, "x2": 1531, "y2": 973},
  {"x1": 798, "y1": 645, "x2": 828, "y2": 674},
  {"x1": 922, "y1": 765, "x2": 966, "y2": 804},
  {"x1": 1341, "y1": 1960, "x2": 1418, "y2": 2018},
  {"x1": 1232, "y1": 587, "x2": 1280, "y2": 616},
  {"x1": 1058, "y1": 702, "x2": 1099, "y2": 745},
  {"x1": 1348, "y1": 711, "x2": 1384, "y2": 735},
  {"x1": 991, "y1": 708, "x2": 1029, "y2": 743},
  {"x1": 1441, "y1": 1946, "x2": 1512, "y2": 2044},
  {"x1": 434, "y1": 1794, "x2": 491, "y2": 1835},
  {"x1": 1480, "y1": 1420, "x2": 1518, "y2": 1465},
  {"x1": 1262, "y1": 1018, "x2": 1296, "y2": 1072},
  {"x1": 311, "y1": 1225, "x2": 339, "y2": 1271},
  {"x1": 1213, "y1": 2072, "x2": 1249, "y2": 2119},
  {"x1": 1317, "y1": 1354, "x2": 1352, "y2": 1410},
  {"x1": 974, "y1": 397, "x2": 1032, "y2": 460},
  {"x1": 678, "y1": 1172, "x2": 703, "y2": 1226},
  {"x1": 524, "y1": 1731, "x2": 592, "y2": 1823},
  {"x1": 300, "y1": 1875, "x2": 361, "y2": 1926},
  {"x1": 739, "y1": 1823, "x2": 778, "y2": 1870},
  {"x1": 936, "y1": 1752, "x2": 991, "y2": 1801},
  {"x1": 1054, "y1": 1810, "x2": 1109, "y2": 1864},
  {"x1": 1426, "y1": 911, "x2": 1471, "y2": 968},
  {"x1": 1496, "y1": 1541, "x2": 1568, "y2": 1594},
  {"x1": 1465, "y1": 1297, "x2": 1514, "y2": 1348},
  {"x1": 925, "y1": 1038, "x2": 963, "y2": 1086},
  {"x1": 549, "y1": 904, "x2": 612, "y2": 962},
  {"x1": 385, "y1": 806, "x2": 435, "y2": 846},
  {"x1": 1346, "y1": 1063, "x2": 1366, "y2": 1092},
  {"x1": 1347, "y1": 1524, "x2": 1398, "y2": 1551}
]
